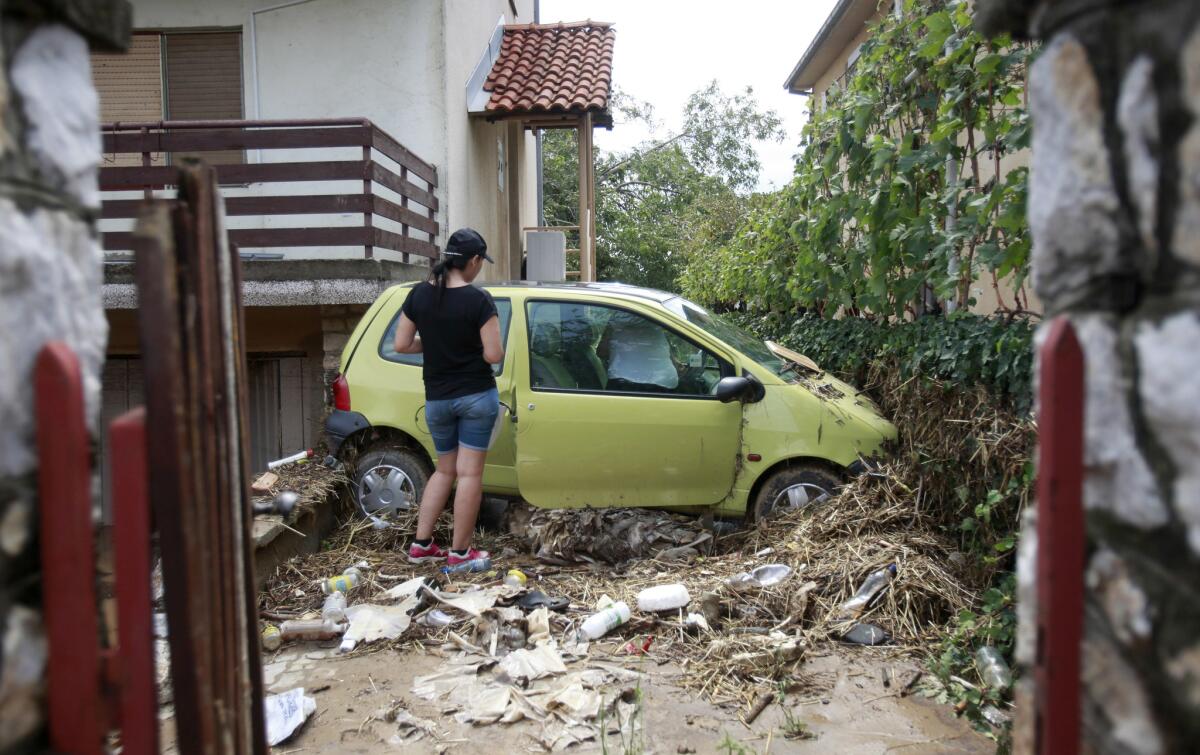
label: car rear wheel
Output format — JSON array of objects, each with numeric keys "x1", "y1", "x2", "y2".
[
  {"x1": 753, "y1": 463, "x2": 842, "y2": 521},
  {"x1": 353, "y1": 446, "x2": 430, "y2": 522}
]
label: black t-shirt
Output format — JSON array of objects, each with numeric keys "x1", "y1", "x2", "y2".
[{"x1": 400, "y1": 281, "x2": 498, "y2": 400}]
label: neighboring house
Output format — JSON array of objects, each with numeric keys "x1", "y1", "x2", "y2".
[
  {"x1": 783, "y1": 0, "x2": 1039, "y2": 315},
  {"x1": 92, "y1": 0, "x2": 614, "y2": 512}
]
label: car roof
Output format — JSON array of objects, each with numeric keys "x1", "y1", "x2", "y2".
[{"x1": 395, "y1": 279, "x2": 680, "y2": 304}]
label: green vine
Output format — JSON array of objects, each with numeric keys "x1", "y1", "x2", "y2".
[{"x1": 682, "y1": 0, "x2": 1033, "y2": 318}]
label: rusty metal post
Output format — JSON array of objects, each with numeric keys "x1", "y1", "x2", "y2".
[
  {"x1": 1034, "y1": 316, "x2": 1085, "y2": 755},
  {"x1": 362, "y1": 144, "x2": 373, "y2": 259}
]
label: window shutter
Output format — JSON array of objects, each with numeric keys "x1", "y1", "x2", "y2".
[
  {"x1": 164, "y1": 32, "x2": 244, "y2": 165},
  {"x1": 91, "y1": 33, "x2": 164, "y2": 166}
]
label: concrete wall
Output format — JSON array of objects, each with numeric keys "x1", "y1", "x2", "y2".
[
  {"x1": 110, "y1": 0, "x2": 536, "y2": 264},
  {"x1": 0, "y1": 4, "x2": 129, "y2": 749},
  {"x1": 977, "y1": 0, "x2": 1200, "y2": 751}
]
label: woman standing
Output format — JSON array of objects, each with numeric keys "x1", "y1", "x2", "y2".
[{"x1": 391, "y1": 228, "x2": 504, "y2": 567}]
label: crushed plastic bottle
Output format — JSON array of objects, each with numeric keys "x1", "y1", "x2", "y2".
[
  {"x1": 441, "y1": 557, "x2": 491, "y2": 574},
  {"x1": 279, "y1": 618, "x2": 344, "y2": 642},
  {"x1": 579, "y1": 601, "x2": 631, "y2": 640},
  {"x1": 837, "y1": 563, "x2": 897, "y2": 619},
  {"x1": 637, "y1": 584, "x2": 691, "y2": 612},
  {"x1": 975, "y1": 646, "x2": 1013, "y2": 690},
  {"x1": 321, "y1": 591, "x2": 347, "y2": 624},
  {"x1": 321, "y1": 567, "x2": 362, "y2": 595}
]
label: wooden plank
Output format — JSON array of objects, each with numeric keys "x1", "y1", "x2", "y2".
[
  {"x1": 104, "y1": 194, "x2": 365, "y2": 220},
  {"x1": 35, "y1": 342, "x2": 103, "y2": 755},
  {"x1": 371, "y1": 194, "x2": 438, "y2": 235},
  {"x1": 106, "y1": 226, "x2": 373, "y2": 251},
  {"x1": 1034, "y1": 316, "x2": 1085, "y2": 755},
  {"x1": 370, "y1": 125, "x2": 437, "y2": 185},
  {"x1": 373, "y1": 227, "x2": 439, "y2": 259},
  {"x1": 100, "y1": 159, "x2": 368, "y2": 190},
  {"x1": 103, "y1": 124, "x2": 371, "y2": 155},
  {"x1": 132, "y1": 200, "x2": 218, "y2": 751},
  {"x1": 371, "y1": 161, "x2": 438, "y2": 210},
  {"x1": 109, "y1": 407, "x2": 159, "y2": 755}
]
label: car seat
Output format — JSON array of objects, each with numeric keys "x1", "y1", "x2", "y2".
[
  {"x1": 529, "y1": 321, "x2": 576, "y2": 389},
  {"x1": 560, "y1": 313, "x2": 607, "y2": 390}
]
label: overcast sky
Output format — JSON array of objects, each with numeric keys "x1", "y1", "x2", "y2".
[{"x1": 540, "y1": 0, "x2": 839, "y2": 190}]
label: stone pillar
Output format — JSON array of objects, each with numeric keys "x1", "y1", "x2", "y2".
[
  {"x1": 978, "y1": 1, "x2": 1200, "y2": 751},
  {"x1": 319, "y1": 303, "x2": 370, "y2": 394},
  {"x1": 0, "y1": 1, "x2": 129, "y2": 750}
]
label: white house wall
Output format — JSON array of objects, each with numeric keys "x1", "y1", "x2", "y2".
[{"x1": 108, "y1": 0, "x2": 536, "y2": 265}]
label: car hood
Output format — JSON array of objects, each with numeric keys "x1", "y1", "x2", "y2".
[{"x1": 783, "y1": 369, "x2": 897, "y2": 443}]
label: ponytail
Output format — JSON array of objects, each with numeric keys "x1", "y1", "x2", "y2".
[{"x1": 429, "y1": 253, "x2": 470, "y2": 306}]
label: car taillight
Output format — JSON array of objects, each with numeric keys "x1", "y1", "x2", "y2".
[{"x1": 332, "y1": 373, "x2": 351, "y2": 411}]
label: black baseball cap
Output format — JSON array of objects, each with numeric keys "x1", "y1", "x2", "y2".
[{"x1": 444, "y1": 227, "x2": 493, "y2": 263}]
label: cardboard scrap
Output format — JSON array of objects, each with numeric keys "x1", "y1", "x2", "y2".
[
  {"x1": 343, "y1": 596, "x2": 418, "y2": 645},
  {"x1": 251, "y1": 471, "x2": 278, "y2": 494},
  {"x1": 264, "y1": 687, "x2": 315, "y2": 746},
  {"x1": 498, "y1": 644, "x2": 567, "y2": 683}
]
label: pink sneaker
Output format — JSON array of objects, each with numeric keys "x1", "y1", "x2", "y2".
[
  {"x1": 407, "y1": 541, "x2": 447, "y2": 564},
  {"x1": 446, "y1": 548, "x2": 490, "y2": 567}
]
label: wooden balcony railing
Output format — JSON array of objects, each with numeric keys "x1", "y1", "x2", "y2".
[{"x1": 99, "y1": 118, "x2": 439, "y2": 261}]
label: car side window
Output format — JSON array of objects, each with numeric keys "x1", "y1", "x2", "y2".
[
  {"x1": 527, "y1": 300, "x2": 726, "y2": 396},
  {"x1": 380, "y1": 295, "x2": 512, "y2": 375}
]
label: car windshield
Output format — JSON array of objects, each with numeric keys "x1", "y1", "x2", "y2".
[{"x1": 662, "y1": 296, "x2": 791, "y2": 378}]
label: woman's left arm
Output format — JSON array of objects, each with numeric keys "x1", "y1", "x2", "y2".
[{"x1": 393, "y1": 313, "x2": 422, "y2": 354}]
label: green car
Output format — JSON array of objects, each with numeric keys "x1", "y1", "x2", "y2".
[{"x1": 326, "y1": 282, "x2": 895, "y2": 522}]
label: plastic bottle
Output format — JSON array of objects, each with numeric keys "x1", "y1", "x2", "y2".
[
  {"x1": 637, "y1": 584, "x2": 691, "y2": 612},
  {"x1": 838, "y1": 563, "x2": 897, "y2": 618},
  {"x1": 579, "y1": 601, "x2": 632, "y2": 640},
  {"x1": 321, "y1": 591, "x2": 347, "y2": 624},
  {"x1": 261, "y1": 624, "x2": 281, "y2": 651},
  {"x1": 321, "y1": 567, "x2": 362, "y2": 595},
  {"x1": 504, "y1": 569, "x2": 527, "y2": 588},
  {"x1": 339, "y1": 637, "x2": 357, "y2": 654},
  {"x1": 441, "y1": 557, "x2": 491, "y2": 574},
  {"x1": 279, "y1": 618, "x2": 344, "y2": 642},
  {"x1": 975, "y1": 646, "x2": 1013, "y2": 690}
]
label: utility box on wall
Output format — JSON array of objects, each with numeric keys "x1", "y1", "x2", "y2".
[{"x1": 526, "y1": 231, "x2": 566, "y2": 282}]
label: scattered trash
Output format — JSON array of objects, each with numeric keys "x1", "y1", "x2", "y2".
[
  {"x1": 268, "y1": 448, "x2": 314, "y2": 470},
  {"x1": 279, "y1": 618, "x2": 344, "y2": 642},
  {"x1": 698, "y1": 591, "x2": 724, "y2": 627},
  {"x1": 320, "y1": 566, "x2": 362, "y2": 595},
  {"x1": 380, "y1": 575, "x2": 432, "y2": 602},
  {"x1": 900, "y1": 670, "x2": 924, "y2": 697},
  {"x1": 594, "y1": 594, "x2": 616, "y2": 610},
  {"x1": 341, "y1": 596, "x2": 420, "y2": 651},
  {"x1": 517, "y1": 590, "x2": 570, "y2": 612},
  {"x1": 373, "y1": 702, "x2": 439, "y2": 744},
  {"x1": 726, "y1": 564, "x2": 793, "y2": 591},
  {"x1": 320, "y1": 591, "x2": 347, "y2": 624},
  {"x1": 510, "y1": 504, "x2": 713, "y2": 564},
  {"x1": 251, "y1": 471, "x2": 278, "y2": 495},
  {"x1": 685, "y1": 612, "x2": 711, "y2": 631},
  {"x1": 579, "y1": 601, "x2": 631, "y2": 640},
  {"x1": 504, "y1": 568, "x2": 527, "y2": 587},
  {"x1": 498, "y1": 644, "x2": 568, "y2": 682},
  {"x1": 263, "y1": 687, "x2": 316, "y2": 745},
  {"x1": 753, "y1": 547, "x2": 774, "y2": 558},
  {"x1": 442, "y1": 556, "x2": 491, "y2": 574},
  {"x1": 419, "y1": 609, "x2": 457, "y2": 628},
  {"x1": 743, "y1": 691, "x2": 775, "y2": 724},
  {"x1": 974, "y1": 646, "x2": 1012, "y2": 690},
  {"x1": 980, "y1": 703, "x2": 1012, "y2": 728},
  {"x1": 261, "y1": 624, "x2": 281, "y2": 651},
  {"x1": 637, "y1": 583, "x2": 691, "y2": 612},
  {"x1": 622, "y1": 636, "x2": 654, "y2": 655},
  {"x1": 837, "y1": 563, "x2": 897, "y2": 618},
  {"x1": 842, "y1": 623, "x2": 891, "y2": 645}
]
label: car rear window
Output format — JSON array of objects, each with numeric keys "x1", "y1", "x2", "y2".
[{"x1": 379, "y1": 296, "x2": 512, "y2": 375}]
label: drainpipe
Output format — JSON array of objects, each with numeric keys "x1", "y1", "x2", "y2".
[{"x1": 534, "y1": 0, "x2": 544, "y2": 227}]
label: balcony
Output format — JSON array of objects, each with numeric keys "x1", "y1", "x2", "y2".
[{"x1": 99, "y1": 118, "x2": 439, "y2": 262}]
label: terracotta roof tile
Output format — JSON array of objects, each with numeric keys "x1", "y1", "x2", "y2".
[{"x1": 483, "y1": 21, "x2": 615, "y2": 117}]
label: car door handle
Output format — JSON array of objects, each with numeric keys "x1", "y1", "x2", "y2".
[{"x1": 499, "y1": 400, "x2": 518, "y2": 423}]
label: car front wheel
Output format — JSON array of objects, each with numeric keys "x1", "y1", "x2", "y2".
[
  {"x1": 753, "y1": 463, "x2": 841, "y2": 521},
  {"x1": 353, "y1": 446, "x2": 430, "y2": 521}
]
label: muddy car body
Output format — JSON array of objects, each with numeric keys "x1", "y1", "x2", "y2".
[{"x1": 326, "y1": 282, "x2": 896, "y2": 521}]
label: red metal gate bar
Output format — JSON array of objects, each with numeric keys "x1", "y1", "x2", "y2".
[
  {"x1": 1034, "y1": 316, "x2": 1086, "y2": 755},
  {"x1": 109, "y1": 407, "x2": 158, "y2": 755},
  {"x1": 35, "y1": 342, "x2": 104, "y2": 755}
]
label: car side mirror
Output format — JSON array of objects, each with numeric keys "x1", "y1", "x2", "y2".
[{"x1": 715, "y1": 376, "x2": 763, "y2": 404}]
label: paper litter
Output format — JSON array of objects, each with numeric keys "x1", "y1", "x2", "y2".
[{"x1": 264, "y1": 687, "x2": 316, "y2": 745}]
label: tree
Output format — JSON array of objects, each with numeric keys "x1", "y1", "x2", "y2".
[{"x1": 540, "y1": 84, "x2": 783, "y2": 291}]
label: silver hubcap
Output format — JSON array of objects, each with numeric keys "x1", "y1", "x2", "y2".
[
  {"x1": 358, "y1": 464, "x2": 416, "y2": 518},
  {"x1": 771, "y1": 482, "x2": 830, "y2": 514}
]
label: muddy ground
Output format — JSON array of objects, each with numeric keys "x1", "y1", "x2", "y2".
[{"x1": 161, "y1": 639, "x2": 989, "y2": 754}]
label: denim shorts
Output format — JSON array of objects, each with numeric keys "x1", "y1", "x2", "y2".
[{"x1": 424, "y1": 387, "x2": 500, "y2": 454}]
